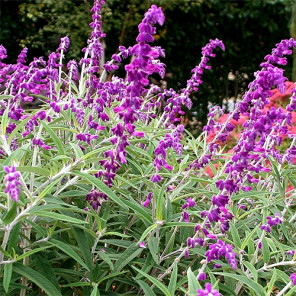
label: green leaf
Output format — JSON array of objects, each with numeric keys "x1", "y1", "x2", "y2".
[
  {"x1": 70, "y1": 143, "x2": 84, "y2": 159},
  {"x1": 49, "y1": 238, "x2": 90, "y2": 271},
  {"x1": 38, "y1": 176, "x2": 63, "y2": 199},
  {"x1": 136, "y1": 279, "x2": 157, "y2": 296},
  {"x1": 90, "y1": 283, "x2": 100, "y2": 296},
  {"x1": 71, "y1": 226, "x2": 92, "y2": 273},
  {"x1": 213, "y1": 272, "x2": 265, "y2": 295},
  {"x1": 168, "y1": 262, "x2": 178, "y2": 295},
  {"x1": 187, "y1": 267, "x2": 201, "y2": 296},
  {"x1": 42, "y1": 122, "x2": 65, "y2": 155},
  {"x1": 243, "y1": 261, "x2": 258, "y2": 282},
  {"x1": 73, "y1": 171, "x2": 128, "y2": 209},
  {"x1": 16, "y1": 166, "x2": 50, "y2": 177},
  {"x1": 132, "y1": 266, "x2": 171, "y2": 296},
  {"x1": 163, "y1": 222, "x2": 197, "y2": 228},
  {"x1": 155, "y1": 184, "x2": 166, "y2": 221},
  {"x1": 3, "y1": 263, "x2": 13, "y2": 292},
  {"x1": 229, "y1": 222, "x2": 241, "y2": 248},
  {"x1": 32, "y1": 211, "x2": 87, "y2": 224},
  {"x1": 0, "y1": 94, "x2": 13, "y2": 100},
  {"x1": 2, "y1": 202, "x2": 17, "y2": 225},
  {"x1": 103, "y1": 232, "x2": 130, "y2": 238},
  {"x1": 3, "y1": 143, "x2": 31, "y2": 166},
  {"x1": 13, "y1": 263, "x2": 62, "y2": 296},
  {"x1": 148, "y1": 237, "x2": 159, "y2": 264},
  {"x1": 16, "y1": 246, "x2": 52, "y2": 261},
  {"x1": 124, "y1": 200, "x2": 153, "y2": 223},
  {"x1": 49, "y1": 155, "x2": 72, "y2": 162},
  {"x1": 262, "y1": 237, "x2": 270, "y2": 264},
  {"x1": 285, "y1": 285, "x2": 296, "y2": 296},
  {"x1": 113, "y1": 243, "x2": 143, "y2": 272},
  {"x1": 241, "y1": 226, "x2": 259, "y2": 250},
  {"x1": 266, "y1": 269, "x2": 277, "y2": 296},
  {"x1": 97, "y1": 271, "x2": 127, "y2": 285},
  {"x1": 33, "y1": 253, "x2": 60, "y2": 291},
  {"x1": 1, "y1": 107, "x2": 9, "y2": 135},
  {"x1": 138, "y1": 224, "x2": 157, "y2": 243},
  {"x1": 98, "y1": 250, "x2": 114, "y2": 270}
]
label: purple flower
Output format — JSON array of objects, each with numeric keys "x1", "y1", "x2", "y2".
[
  {"x1": 184, "y1": 248, "x2": 190, "y2": 258},
  {"x1": 198, "y1": 273, "x2": 206, "y2": 281},
  {"x1": 197, "y1": 283, "x2": 220, "y2": 296},
  {"x1": 151, "y1": 174, "x2": 162, "y2": 183},
  {"x1": 266, "y1": 213, "x2": 283, "y2": 226},
  {"x1": 142, "y1": 192, "x2": 153, "y2": 207},
  {"x1": 4, "y1": 166, "x2": 21, "y2": 202},
  {"x1": 32, "y1": 138, "x2": 52, "y2": 150},
  {"x1": 139, "y1": 242, "x2": 146, "y2": 248},
  {"x1": 287, "y1": 250, "x2": 295, "y2": 257},
  {"x1": 290, "y1": 273, "x2": 296, "y2": 285},
  {"x1": 58, "y1": 36, "x2": 70, "y2": 52},
  {"x1": 183, "y1": 211, "x2": 190, "y2": 223},
  {"x1": 17, "y1": 47, "x2": 28, "y2": 65},
  {"x1": 85, "y1": 189, "x2": 107, "y2": 210},
  {"x1": 182, "y1": 198, "x2": 196, "y2": 209}
]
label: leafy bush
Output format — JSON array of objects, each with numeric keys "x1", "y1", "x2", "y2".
[{"x1": 1, "y1": 1, "x2": 296, "y2": 295}]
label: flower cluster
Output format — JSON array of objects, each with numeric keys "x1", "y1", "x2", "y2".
[
  {"x1": 197, "y1": 283, "x2": 220, "y2": 296},
  {"x1": 205, "y1": 239, "x2": 238, "y2": 270},
  {"x1": 3, "y1": 166, "x2": 21, "y2": 202},
  {"x1": 260, "y1": 213, "x2": 283, "y2": 233}
]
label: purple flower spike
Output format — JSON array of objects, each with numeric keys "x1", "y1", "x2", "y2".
[
  {"x1": 4, "y1": 166, "x2": 21, "y2": 202},
  {"x1": 58, "y1": 36, "x2": 70, "y2": 52},
  {"x1": 197, "y1": 283, "x2": 220, "y2": 296}
]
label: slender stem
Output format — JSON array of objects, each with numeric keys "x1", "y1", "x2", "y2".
[
  {"x1": 0, "y1": 226, "x2": 12, "y2": 262},
  {"x1": 277, "y1": 281, "x2": 292, "y2": 296}
]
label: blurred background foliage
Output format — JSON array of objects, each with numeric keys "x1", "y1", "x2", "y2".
[{"x1": 0, "y1": 0, "x2": 295, "y2": 130}]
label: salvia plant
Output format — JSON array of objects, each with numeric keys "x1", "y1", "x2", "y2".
[{"x1": 1, "y1": 1, "x2": 296, "y2": 295}]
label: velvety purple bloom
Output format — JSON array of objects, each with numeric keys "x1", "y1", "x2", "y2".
[
  {"x1": 198, "y1": 273, "x2": 206, "y2": 281},
  {"x1": 260, "y1": 224, "x2": 271, "y2": 233},
  {"x1": 77, "y1": 133, "x2": 98, "y2": 145},
  {"x1": 32, "y1": 138, "x2": 52, "y2": 150},
  {"x1": 182, "y1": 198, "x2": 196, "y2": 209},
  {"x1": 287, "y1": 250, "x2": 295, "y2": 257},
  {"x1": 266, "y1": 213, "x2": 283, "y2": 226},
  {"x1": 197, "y1": 283, "x2": 220, "y2": 296},
  {"x1": 184, "y1": 248, "x2": 190, "y2": 258},
  {"x1": 183, "y1": 211, "x2": 190, "y2": 223},
  {"x1": 139, "y1": 242, "x2": 146, "y2": 248},
  {"x1": 151, "y1": 174, "x2": 162, "y2": 183},
  {"x1": 4, "y1": 166, "x2": 21, "y2": 202},
  {"x1": 290, "y1": 273, "x2": 296, "y2": 285},
  {"x1": 212, "y1": 194, "x2": 229, "y2": 207},
  {"x1": 85, "y1": 189, "x2": 107, "y2": 210},
  {"x1": 142, "y1": 192, "x2": 153, "y2": 207},
  {"x1": 0, "y1": 45, "x2": 7, "y2": 62}
]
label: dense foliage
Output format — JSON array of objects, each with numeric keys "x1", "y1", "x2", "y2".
[{"x1": 1, "y1": 1, "x2": 296, "y2": 296}]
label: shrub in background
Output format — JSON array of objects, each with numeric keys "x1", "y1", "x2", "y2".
[{"x1": 1, "y1": 1, "x2": 296, "y2": 295}]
